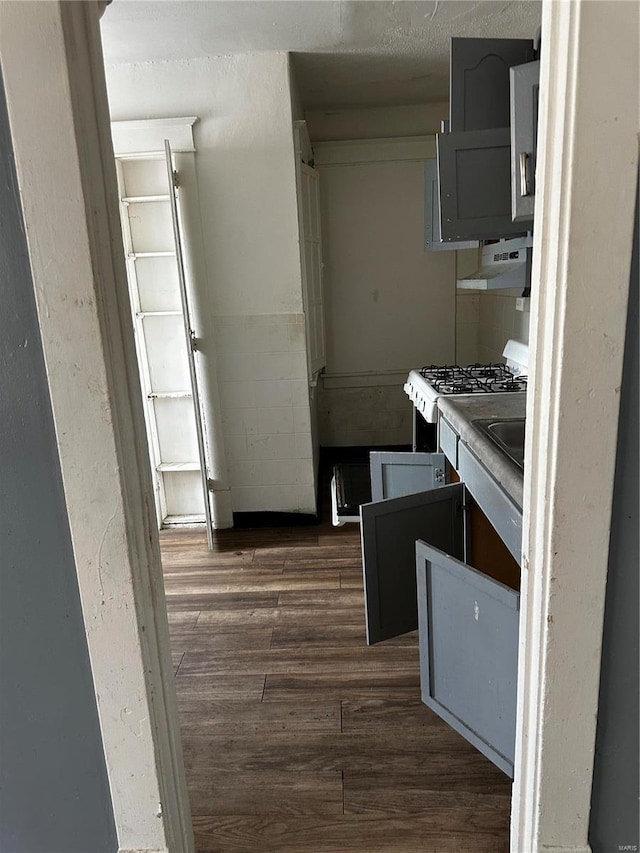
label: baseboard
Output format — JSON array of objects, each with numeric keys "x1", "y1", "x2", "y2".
[
  {"x1": 232, "y1": 511, "x2": 318, "y2": 528},
  {"x1": 118, "y1": 848, "x2": 168, "y2": 853}
]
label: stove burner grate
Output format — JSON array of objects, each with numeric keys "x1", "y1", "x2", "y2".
[
  {"x1": 415, "y1": 363, "x2": 527, "y2": 397},
  {"x1": 440, "y1": 383, "x2": 476, "y2": 394}
]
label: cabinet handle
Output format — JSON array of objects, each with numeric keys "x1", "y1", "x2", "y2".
[{"x1": 519, "y1": 152, "x2": 531, "y2": 198}]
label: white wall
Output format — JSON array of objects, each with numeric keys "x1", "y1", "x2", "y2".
[
  {"x1": 105, "y1": 53, "x2": 317, "y2": 514},
  {"x1": 316, "y1": 138, "x2": 456, "y2": 446},
  {"x1": 455, "y1": 248, "x2": 482, "y2": 365},
  {"x1": 321, "y1": 159, "x2": 455, "y2": 373},
  {"x1": 477, "y1": 290, "x2": 531, "y2": 364},
  {"x1": 306, "y1": 102, "x2": 448, "y2": 141}
]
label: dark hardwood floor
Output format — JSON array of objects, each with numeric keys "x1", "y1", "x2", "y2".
[{"x1": 160, "y1": 472, "x2": 511, "y2": 853}]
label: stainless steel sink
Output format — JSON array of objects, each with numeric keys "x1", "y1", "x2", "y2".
[{"x1": 473, "y1": 418, "x2": 526, "y2": 469}]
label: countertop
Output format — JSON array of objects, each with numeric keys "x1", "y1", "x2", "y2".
[{"x1": 437, "y1": 392, "x2": 526, "y2": 508}]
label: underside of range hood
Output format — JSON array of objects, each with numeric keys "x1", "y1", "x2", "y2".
[{"x1": 457, "y1": 235, "x2": 533, "y2": 290}]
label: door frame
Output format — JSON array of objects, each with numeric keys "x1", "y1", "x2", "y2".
[
  {"x1": 0, "y1": 3, "x2": 194, "y2": 851},
  {"x1": 513, "y1": 2, "x2": 638, "y2": 851}
]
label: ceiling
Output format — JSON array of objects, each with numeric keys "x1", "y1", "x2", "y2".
[{"x1": 100, "y1": 0, "x2": 542, "y2": 109}]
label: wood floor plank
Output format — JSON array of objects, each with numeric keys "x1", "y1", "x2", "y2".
[
  {"x1": 192, "y1": 812, "x2": 510, "y2": 853},
  {"x1": 195, "y1": 606, "x2": 364, "y2": 629},
  {"x1": 180, "y1": 729, "x2": 481, "y2": 775},
  {"x1": 165, "y1": 592, "x2": 279, "y2": 611},
  {"x1": 340, "y1": 570, "x2": 365, "y2": 589},
  {"x1": 162, "y1": 550, "x2": 254, "y2": 568},
  {"x1": 276, "y1": 589, "x2": 364, "y2": 608},
  {"x1": 253, "y1": 544, "x2": 363, "y2": 562},
  {"x1": 341, "y1": 696, "x2": 450, "y2": 734},
  {"x1": 178, "y1": 645, "x2": 419, "y2": 677},
  {"x1": 178, "y1": 699, "x2": 340, "y2": 733},
  {"x1": 343, "y1": 773, "x2": 511, "y2": 813},
  {"x1": 283, "y1": 557, "x2": 363, "y2": 572},
  {"x1": 262, "y1": 671, "x2": 421, "y2": 703},
  {"x1": 270, "y1": 623, "x2": 369, "y2": 648},
  {"x1": 164, "y1": 573, "x2": 341, "y2": 596},
  {"x1": 175, "y1": 674, "x2": 266, "y2": 701},
  {"x1": 163, "y1": 562, "x2": 285, "y2": 580},
  {"x1": 317, "y1": 531, "x2": 361, "y2": 546},
  {"x1": 170, "y1": 628, "x2": 274, "y2": 652},
  {"x1": 187, "y1": 769, "x2": 343, "y2": 817},
  {"x1": 167, "y1": 610, "x2": 200, "y2": 629}
]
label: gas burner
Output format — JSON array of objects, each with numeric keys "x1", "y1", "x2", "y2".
[
  {"x1": 419, "y1": 365, "x2": 458, "y2": 380},
  {"x1": 434, "y1": 376, "x2": 487, "y2": 394},
  {"x1": 466, "y1": 363, "x2": 510, "y2": 380},
  {"x1": 490, "y1": 377, "x2": 528, "y2": 392},
  {"x1": 440, "y1": 383, "x2": 476, "y2": 394}
]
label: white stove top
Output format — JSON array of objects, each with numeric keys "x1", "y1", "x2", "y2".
[{"x1": 404, "y1": 362, "x2": 527, "y2": 424}]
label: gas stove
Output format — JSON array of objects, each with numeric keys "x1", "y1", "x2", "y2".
[{"x1": 404, "y1": 342, "x2": 528, "y2": 424}]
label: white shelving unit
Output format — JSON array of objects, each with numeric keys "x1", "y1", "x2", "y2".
[{"x1": 115, "y1": 156, "x2": 205, "y2": 527}]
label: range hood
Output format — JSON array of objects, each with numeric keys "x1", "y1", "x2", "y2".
[{"x1": 457, "y1": 235, "x2": 533, "y2": 290}]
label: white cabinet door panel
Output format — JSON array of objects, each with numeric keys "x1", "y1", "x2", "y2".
[
  {"x1": 370, "y1": 451, "x2": 446, "y2": 502},
  {"x1": 360, "y1": 483, "x2": 464, "y2": 644},
  {"x1": 417, "y1": 539, "x2": 520, "y2": 776}
]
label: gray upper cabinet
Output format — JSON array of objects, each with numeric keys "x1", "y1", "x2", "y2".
[
  {"x1": 360, "y1": 483, "x2": 464, "y2": 644},
  {"x1": 437, "y1": 128, "x2": 529, "y2": 241},
  {"x1": 511, "y1": 60, "x2": 541, "y2": 223},
  {"x1": 438, "y1": 36, "x2": 536, "y2": 241},
  {"x1": 416, "y1": 539, "x2": 520, "y2": 776},
  {"x1": 450, "y1": 37, "x2": 535, "y2": 132},
  {"x1": 370, "y1": 449, "x2": 446, "y2": 502},
  {"x1": 424, "y1": 160, "x2": 479, "y2": 252}
]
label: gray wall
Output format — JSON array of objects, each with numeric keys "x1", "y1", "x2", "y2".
[
  {"x1": 0, "y1": 75, "x2": 117, "y2": 852},
  {"x1": 589, "y1": 181, "x2": 639, "y2": 851}
]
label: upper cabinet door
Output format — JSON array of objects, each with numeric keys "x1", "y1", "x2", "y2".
[
  {"x1": 424, "y1": 160, "x2": 479, "y2": 252},
  {"x1": 360, "y1": 483, "x2": 464, "y2": 645},
  {"x1": 510, "y1": 61, "x2": 541, "y2": 223},
  {"x1": 450, "y1": 38, "x2": 535, "y2": 132},
  {"x1": 437, "y1": 128, "x2": 531, "y2": 241},
  {"x1": 416, "y1": 540, "x2": 520, "y2": 776},
  {"x1": 370, "y1": 450, "x2": 446, "y2": 502}
]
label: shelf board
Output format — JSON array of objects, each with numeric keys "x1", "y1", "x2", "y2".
[
  {"x1": 162, "y1": 515, "x2": 206, "y2": 527},
  {"x1": 121, "y1": 195, "x2": 171, "y2": 204},
  {"x1": 157, "y1": 462, "x2": 201, "y2": 472},
  {"x1": 127, "y1": 251, "x2": 176, "y2": 260},
  {"x1": 148, "y1": 391, "x2": 192, "y2": 399},
  {"x1": 136, "y1": 310, "x2": 182, "y2": 318}
]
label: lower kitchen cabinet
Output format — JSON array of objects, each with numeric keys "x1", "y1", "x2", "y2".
[
  {"x1": 369, "y1": 450, "x2": 446, "y2": 501},
  {"x1": 360, "y1": 482, "x2": 463, "y2": 644},
  {"x1": 417, "y1": 534, "x2": 520, "y2": 777},
  {"x1": 360, "y1": 452, "x2": 521, "y2": 777}
]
